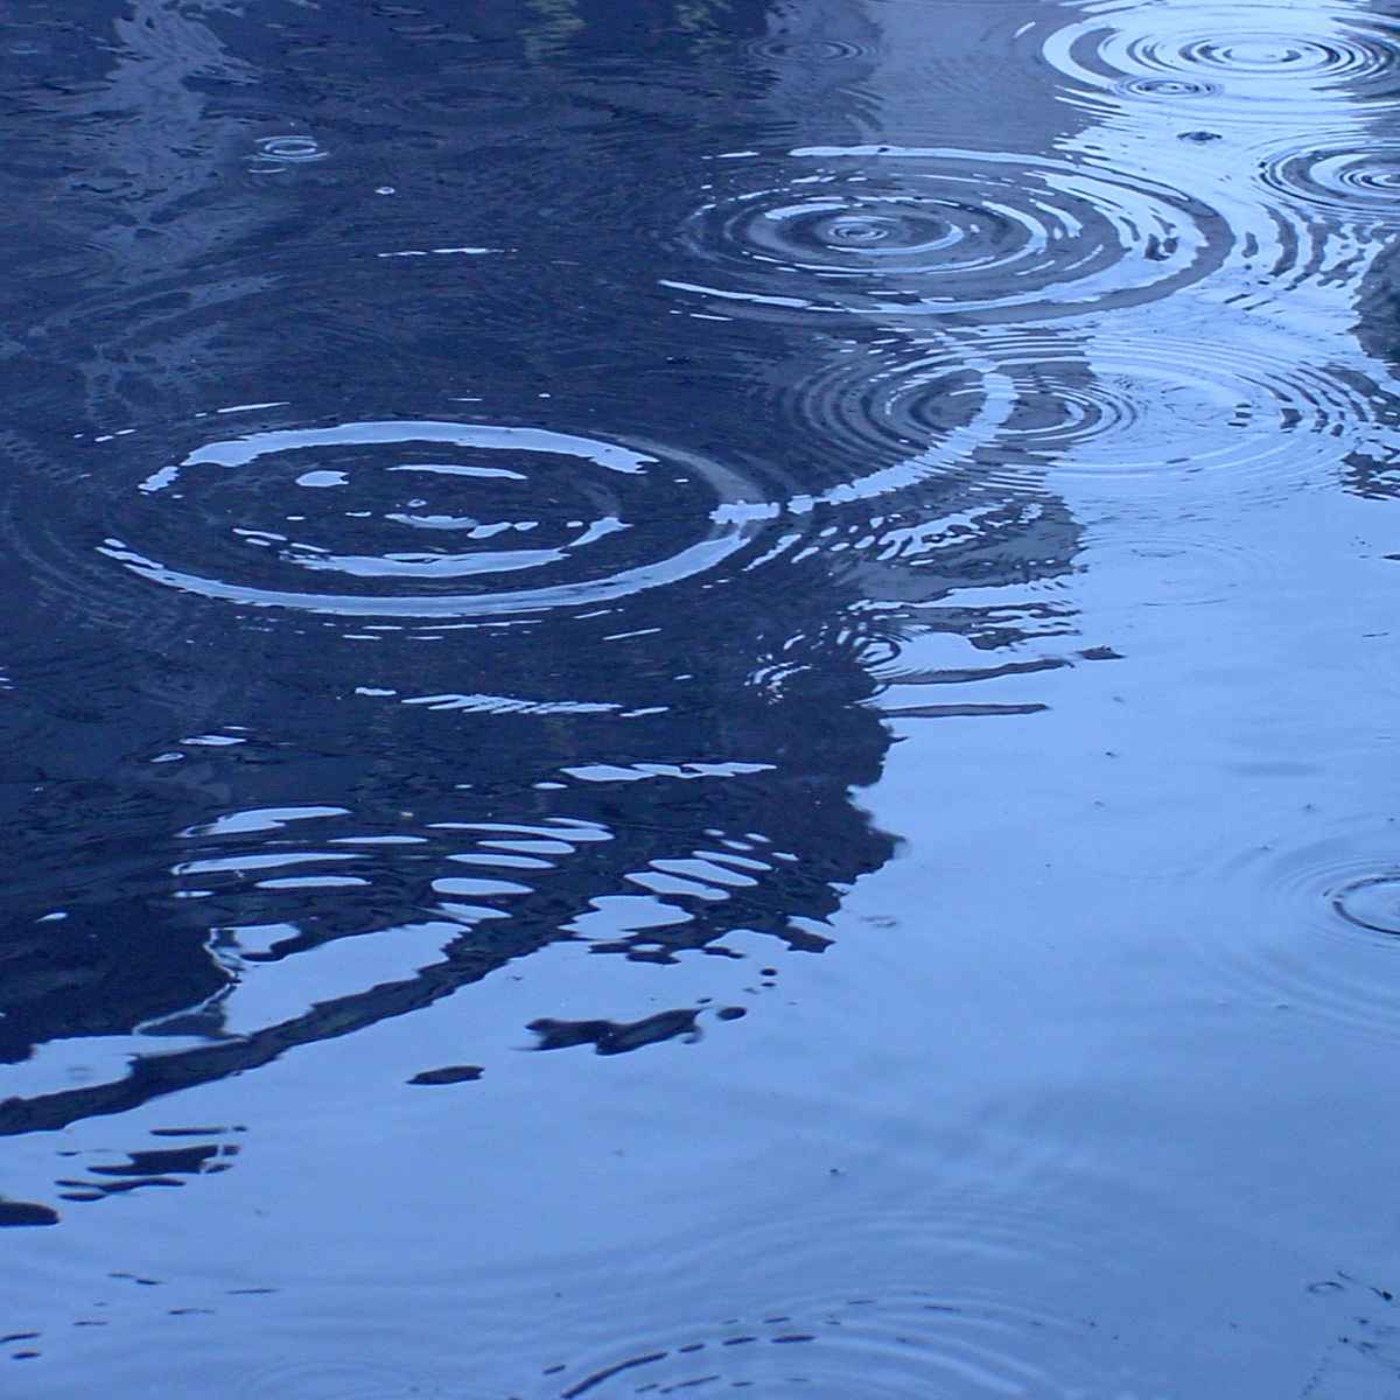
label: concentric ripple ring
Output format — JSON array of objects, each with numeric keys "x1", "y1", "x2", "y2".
[
  {"x1": 95, "y1": 421, "x2": 772, "y2": 618},
  {"x1": 1257, "y1": 139, "x2": 1400, "y2": 222},
  {"x1": 1041, "y1": 3, "x2": 1400, "y2": 122},
  {"x1": 664, "y1": 146, "x2": 1231, "y2": 321},
  {"x1": 770, "y1": 329, "x2": 1392, "y2": 499}
]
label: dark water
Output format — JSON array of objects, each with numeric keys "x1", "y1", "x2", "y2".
[{"x1": 2, "y1": 0, "x2": 1399, "y2": 1392}]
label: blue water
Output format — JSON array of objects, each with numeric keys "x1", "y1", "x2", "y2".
[{"x1": 2, "y1": 0, "x2": 1399, "y2": 1393}]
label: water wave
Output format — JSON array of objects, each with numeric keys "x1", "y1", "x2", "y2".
[
  {"x1": 766, "y1": 335, "x2": 1019, "y2": 497},
  {"x1": 1040, "y1": 3, "x2": 1400, "y2": 124},
  {"x1": 1200, "y1": 819, "x2": 1400, "y2": 1043},
  {"x1": 0, "y1": 709, "x2": 898, "y2": 1135},
  {"x1": 248, "y1": 134, "x2": 330, "y2": 172},
  {"x1": 539, "y1": 1290, "x2": 1143, "y2": 1399},
  {"x1": 1256, "y1": 139, "x2": 1400, "y2": 223},
  {"x1": 665, "y1": 146, "x2": 1230, "y2": 321},
  {"x1": 766, "y1": 328, "x2": 1393, "y2": 499},
  {"x1": 87, "y1": 419, "x2": 771, "y2": 619},
  {"x1": 746, "y1": 34, "x2": 874, "y2": 64},
  {"x1": 1077, "y1": 526, "x2": 1271, "y2": 610},
  {"x1": 12, "y1": 349, "x2": 1098, "y2": 640}
]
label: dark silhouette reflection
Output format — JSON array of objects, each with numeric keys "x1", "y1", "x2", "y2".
[
  {"x1": 1350, "y1": 230, "x2": 1400, "y2": 498},
  {"x1": 1311, "y1": 0, "x2": 1400, "y2": 500},
  {"x1": 1, "y1": 442, "x2": 1079, "y2": 1137},
  {"x1": 529, "y1": 1010, "x2": 703, "y2": 1055},
  {"x1": 0, "y1": 0, "x2": 1085, "y2": 1229},
  {"x1": 0, "y1": 1199, "x2": 59, "y2": 1229},
  {"x1": 1358, "y1": 235, "x2": 1400, "y2": 372},
  {"x1": 54, "y1": 1136, "x2": 241, "y2": 1204}
]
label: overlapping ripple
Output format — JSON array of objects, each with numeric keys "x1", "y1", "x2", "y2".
[
  {"x1": 1256, "y1": 139, "x2": 1400, "y2": 223},
  {"x1": 1040, "y1": 2, "x2": 1400, "y2": 124},
  {"x1": 19, "y1": 351, "x2": 1091, "y2": 638},
  {"x1": 978, "y1": 334, "x2": 1393, "y2": 495},
  {"x1": 764, "y1": 336, "x2": 1018, "y2": 497},
  {"x1": 88, "y1": 419, "x2": 773, "y2": 619},
  {"x1": 770, "y1": 329, "x2": 1393, "y2": 498},
  {"x1": 664, "y1": 147, "x2": 1230, "y2": 321}
]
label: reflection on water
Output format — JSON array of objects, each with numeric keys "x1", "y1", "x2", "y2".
[
  {"x1": 2, "y1": 396, "x2": 1077, "y2": 1132},
  {"x1": 2, "y1": 0, "x2": 1400, "y2": 1392},
  {"x1": 0, "y1": 0, "x2": 1085, "y2": 1156}
]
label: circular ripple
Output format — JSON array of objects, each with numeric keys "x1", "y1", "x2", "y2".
[
  {"x1": 1334, "y1": 876, "x2": 1400, "y2": 937},
  {"x1": 1117, "y1": 75, "x2": 1221, "y2": 99},
  {"x1": 771, "y1": 330, "x2": 1391, "y2": 499},
  {"x1": 233, "y1": 1358, "x2": 427, "y2": 1400},
  {"x1": 666, "y1": 147, "x2": 1229, "y2": 321},
  {"x1": 253, "y1": 135, "x2": 328, "y2": 164},
  {"x1": 1204, "y1": 824, "x2": 1400, "y2": 1042},
  {"x1": 771, "y1": 337, "x2": 1019, "y2": 501},
  {"x1": 539, "y1": 1291, "x2": 1139, "y2": 1399},
  {"x1": 1042, "y1": 3, "x2": 1400, "y2": 122},
  {"x1": 973, "y1": 336, "x2": 1390, "y2": 493},
  {"x1": 1078, "y1": 527, "x2": 1270, "y2": 609},
  {"x1": 94, "y1": 420, "x2": 771, "y2": 618},
  {"x1": 746, "y1": 34, "x2": 873, "y2": 63},
  {"x1": 742, "y1": 336, "x2": 1074, "y2": 613},
  {"x1": 1258, "y1": 140, "x2": 1400, "y2": 222}
]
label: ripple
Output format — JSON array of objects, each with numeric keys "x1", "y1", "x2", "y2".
[
  {"x1": 770, "y1": 329, "x2": 1392, "y2": 499},
  {"x1": 235, "y1": 1358, "x2": 426, "y2": 1399},
  {"x1": 40, "y1": 359, "x2": 1105, "y2": 638},
  {"x1": 1117, "y1": 75, "x2": 1221, "y2": 99},
  {"x1": 770, "y1": 336, "x2": 1018, "y2": 498},
  {"x1": 90, "y1": 419, "x2": 772, "y2": 619},
  {"x1": 540, "y1": 1290, "x2": 1137, "y2": 1399},
  {"x1": 665, "y1": 146, "x2": 1229, "y2": 322},
  {"x1": 1205, "y1": 821, "x2": 1400, "y2": 1042},
  {"x1": 1077, "y1": 527, "x2": 1269, "y2": 609},
  {"x1": 745, "y1": 34, "x2": 873, "y2": 64},
  {"x1": 1, "y1": 727, "x2": 899, "y2": 1130},
  {"x1": 0, "y1": 798, "x2": 621, "y2": 1126},
  {"x1": 165, "y1": 804, "x2": 621, "y2": 1006},
  {"x1": 983, "y1": 334, "x2": 1391, "y2": 495},
  {"x1": 1334, "y1": 876, "x2": 1400, "y2": 937},
  {"x1": 249, "y1": 134, "x2": 329, "y2": 170},
  {"x1": 1257, "y1": 140, "x2": 1400, "y2": 223},
  {"x1": 1041, "y1": 2, "x2": 1400, "y2": 123}
]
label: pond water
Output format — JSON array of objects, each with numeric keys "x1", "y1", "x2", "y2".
[{"x1": 2, "y1": 0, "x2": 1399, "y2": 1394}]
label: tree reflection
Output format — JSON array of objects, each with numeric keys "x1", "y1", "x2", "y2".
[{"x1": 0, "y1": 0, "x2": 1084, "y2": 1224}]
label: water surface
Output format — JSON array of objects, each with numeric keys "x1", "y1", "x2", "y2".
[{"x1": 2, "y1": 0, "x2": 1399, "y2": 1394}]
